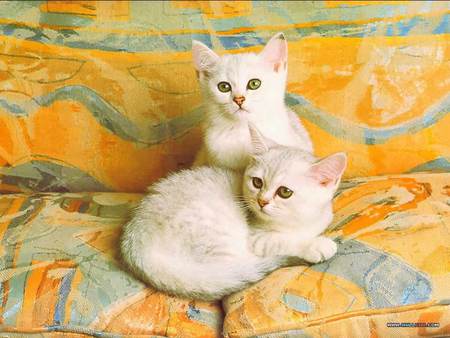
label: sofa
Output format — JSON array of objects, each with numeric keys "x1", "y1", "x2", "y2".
[{"x1": 0, "y1": 1, "x2": 448, "y2": 337}]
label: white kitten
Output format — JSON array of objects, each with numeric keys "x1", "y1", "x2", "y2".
[
  {"x1": 120, "y1": 127, "x2": 345, "y2": 301},
  {"x1": 192, "y1": 33, "x2": 313, "y2": 171},
  {"x1": 245, "y1": 127, "x2": 346, "y2": 263}
]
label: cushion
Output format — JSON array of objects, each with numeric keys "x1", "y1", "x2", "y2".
[
  {"x1": 0, "y1": 192, "x2": 223, "y2": 337},
  {"x1": 1, "y1": 173, "x2": 448, "y2": 337},
  {"x1": 223, "y1": 172, "x2": 450, "y2": 337},
  {"x1": 0, "y1": 2, "x2": 449, "y2": 193}
]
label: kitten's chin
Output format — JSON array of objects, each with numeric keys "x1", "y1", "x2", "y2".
[
  {"x1": 234, "y1": 109, "x2": 250, "y2": 119},
  {"x1": 226, "y1": 104, "x2": 251, "y2": 117}
]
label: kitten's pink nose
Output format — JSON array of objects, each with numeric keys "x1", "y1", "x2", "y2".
[
  {"x1": 233, "y1": 96, "x2": 245, "y2": 107},
  {"x1": 257, "y1": 198, "x2": 269, "y2": 208}
]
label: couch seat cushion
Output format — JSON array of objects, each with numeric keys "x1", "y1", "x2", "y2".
[
  {"x1": 0, "y1": 192, "x2": 223, "y2": 337},
  {"x1": 223, "y1": 173, "x2": 450, "y2": 338}
]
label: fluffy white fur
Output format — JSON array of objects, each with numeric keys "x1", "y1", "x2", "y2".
[
  {"x1": 120, "y1": 127, "x2": 346, "y2": 301},
  {"x1": 192, "y1": 32, "x2": 313, "y2": 170},
  {"x1": 245, "y1": 127, "x2": 347, "y2": 262}
]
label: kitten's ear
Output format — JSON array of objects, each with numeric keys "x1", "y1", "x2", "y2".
[
  {"x1": 192, "y1": 40, "x2": 219, "y2": 74},
  {"x1": 248, "y1": 123, "x2": 278, "y2": 155},
  {"x1": 309, "y1": 153, "x2": 347, "y2": 189},
  {"x1": 259, "y1": 32, "x2": 287, "y2": 73}
]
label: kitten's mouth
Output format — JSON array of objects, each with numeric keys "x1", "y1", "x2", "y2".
[{"x1": 233, "y1": 108, "x2": 248, "y2": 114}]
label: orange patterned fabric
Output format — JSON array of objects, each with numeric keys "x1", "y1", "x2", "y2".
[
  {"x1": 0, "y1": 1, "x2": 449, "y2": 337},
  {"x1": 0, "y1": 173, "x2": 448, "y2": 337},
  {"x1": 0, "y1": 1, "x2": 449, "y2": 193}
]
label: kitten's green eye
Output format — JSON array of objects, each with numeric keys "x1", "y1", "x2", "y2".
[
  {"x1": 252, "y1": 177, "x2": 263, "y2": 189},
  {"x1": 276, "y1": 186, "x2": 293, "y2": 199},
  {"x1": 218, "y1": 82, "x2": 231, "y2": 92},
  {"x1": 247, "y1": 79, "x2": 261, "y2": 90}
]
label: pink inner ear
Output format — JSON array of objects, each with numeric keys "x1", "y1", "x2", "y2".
[
  {"x1": 260, "y1": 36, "x2": 287, "y2": 72},
  {"x1": 192, "y1": 41, "x2": 219, "y2": 72},
  {"x1": 309, "y1": 153, "x2": 347, "y2": 188},
  {"x1": 273, "y1": 61, "x2": 287, "y2": 72}
]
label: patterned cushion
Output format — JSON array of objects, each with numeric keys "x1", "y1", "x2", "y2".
[
  {"x1": 0, "y1": 192, "x2": 223, "y2": 337},
  {"x1": 1, "y1": 173, "x2": 448, "y2": 337},
  {"x1": 223, "y1": 172, "x2": 450, "y2": 337},
  {"x1": 0, "y1": 1, "x2": 449, "y2": 193}
]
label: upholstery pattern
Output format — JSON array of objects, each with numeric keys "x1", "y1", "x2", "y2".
[
  {"x1": 0, "y1": 173, "x2": 448, "y2": 337},
  {"x1": 0, "y1": 192, "x2": 223, "y2": 337},
  {"x1": 223, "y1": 172, "x2": 450, "y2": 337},
  {"x1": 0, "y1": 1, "x2": 449, "y2": 193}
]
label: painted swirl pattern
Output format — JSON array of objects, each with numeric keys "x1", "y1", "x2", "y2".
[{"x1": 0, "y1": 1, "x2": 448, "y2": 192}]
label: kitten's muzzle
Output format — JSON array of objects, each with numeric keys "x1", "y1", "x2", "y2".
[{"x1": 233, "y1": 96, "x2": 245, "y2": 107}]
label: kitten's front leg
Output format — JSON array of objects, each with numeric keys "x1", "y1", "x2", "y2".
[
  {"x1": 250, "y1": 231, "x2": 337, "y2": 264},
  {"x1": 300, "y1": 236, "x2": 337, "y2": 264},
  {"x1": 250, "y1": 231, "x2": 298, "y2": 257}
]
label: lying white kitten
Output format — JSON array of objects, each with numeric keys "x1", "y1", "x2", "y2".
[
  {"x1": 192, "y1": 32, "x2": 313, "y2": 170},
  {"x1": 245, "y1": 130, "x2": 345, "y2": 263},
  {"x1": 120, "y1": 127, "x2": 346, "y2": 301}
]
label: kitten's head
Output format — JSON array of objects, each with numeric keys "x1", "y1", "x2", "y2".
[
  {"x1": 243, "y1": 125, "x2": 347, "y2": 227},
  {"x1": 192, "y1": 33, "x2": 287, "y2": 119}
]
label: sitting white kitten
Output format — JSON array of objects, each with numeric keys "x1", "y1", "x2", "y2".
[
  {"x1": 120, "y1": 127, "x2": 346, "y2": 301},
  {"x1": 192, "y1": 32, "x2": 313, "y2": 170}
]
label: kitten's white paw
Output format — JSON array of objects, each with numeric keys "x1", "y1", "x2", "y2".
[
  {"x1": 302, "y1": 236, "x2": 337, "y2": 264},
  {"x1": 250, "y1": 232, "x2": 283, "y2": 257}
]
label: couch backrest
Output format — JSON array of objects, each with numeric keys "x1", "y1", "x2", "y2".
[{"x1": 0, "y1": 1, "x2": 448, "y2": 193}]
